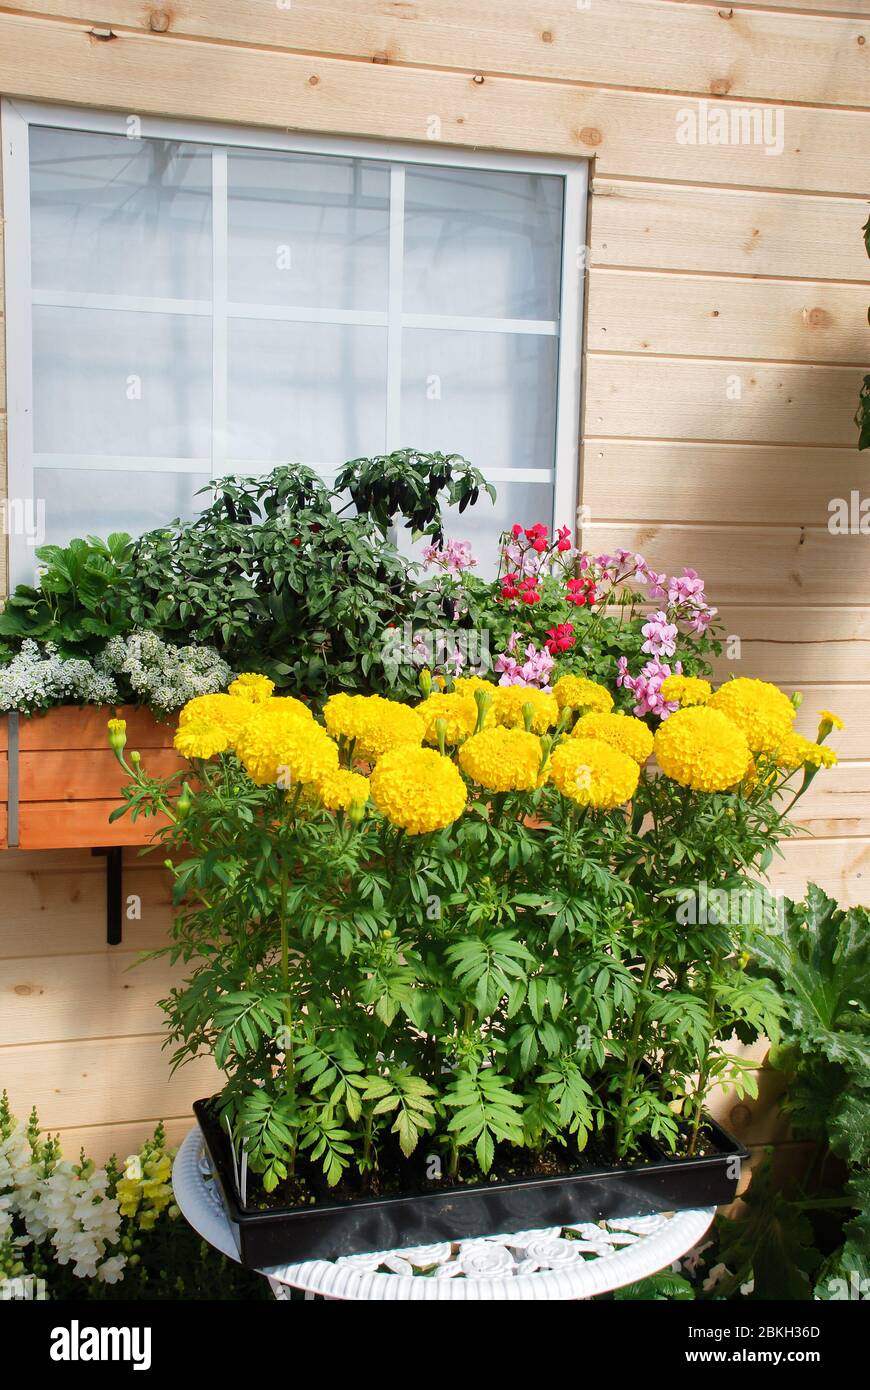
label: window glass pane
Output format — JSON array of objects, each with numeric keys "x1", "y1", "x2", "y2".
[
  {"x1": 30, "y1": 128, "x2": 212, "y2": 300},
  {"x1": 20, "y1": 121, "x2": 571, "y2": 575},
  {"x1": 33, "y1": 306, "x2": 212, "y2": 458},
  {"x1": 401, "y1": 329, "x2": 558, "y2": 474},
  {"x1": 398, "y1": 478, "x2": 554, "y2": 579},
  {"x1": 228, "y1": 319, "x2": 388, "y2": 463},
  {"x1": 402, "y1": 166, "x2": 563, "y2": 320},
  {"x1": 34, "y1": 468, "x2": 209, "y2": 548},
  {"x1": 228, "y1": 152, "x2": 390, "y2": 311}
]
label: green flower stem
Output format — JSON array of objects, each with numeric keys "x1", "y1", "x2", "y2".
[
  {"x1": 779, "y1": 763, "x2": 821, "y2": 817},
  {"x1": 362, "y1": 1109, "x2": 374, "y2": 1169},
  {"x1": 686, "y1": 958, "x2": 720, "y2": 1158},
  {"x1": 614, "y1": 950, "x2": 657, "y2": 1159},
  {"x1": 110, "y1": 744, "x2": 180, "y2": 824},
  {"x1": 277, "y1": 853, "x2": 297, "y2": 1174}
]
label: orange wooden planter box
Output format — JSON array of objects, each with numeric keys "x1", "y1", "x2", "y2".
[{"x1": 0, "y1": 705, "x2": 183, "y2": 851}]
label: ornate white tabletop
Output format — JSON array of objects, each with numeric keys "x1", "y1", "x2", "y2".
[{"x1": 172, "y1": 1126, "x2": 715, "y2": 1301}]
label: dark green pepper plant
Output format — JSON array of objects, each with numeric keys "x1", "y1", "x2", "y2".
[{"x1": 0, "y1": 453, "x2": 493, "y2": 706}]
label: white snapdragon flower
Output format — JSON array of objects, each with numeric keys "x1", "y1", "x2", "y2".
[{"x1": 31, "y1": 1162, "x2": 124, "y2": 1283}]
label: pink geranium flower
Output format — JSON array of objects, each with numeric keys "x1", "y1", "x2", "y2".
[
  {"x1": 640, "y1": 610, "x2": 678, "y2": 659},
  {"x1": 618, "y1": 657, "x2": 682, "y2": 719}
]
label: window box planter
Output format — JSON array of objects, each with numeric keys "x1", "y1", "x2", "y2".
[
  {"x1": 0, "y1": 705, "x2": 181, "y2": 851},
  {"x1": 194, "y1": 1097, "x2": 748, "y2": 1268}
]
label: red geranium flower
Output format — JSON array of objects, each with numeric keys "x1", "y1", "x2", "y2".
[
  {"x1": 499, "y1": 571, "x2": 521, "y2": 601},
  {"x1": 523, "y1": 523, "x2": 549, "y2": 545},
  {"x1": 544, "y1": 623, "x2": 575, "y2": 655},
  {"x1": 566, "y1": 577, "x2": 596, "y2": 607},
  {"x1": 518, "y1": 575, "x2": 541, "y2": 606}
]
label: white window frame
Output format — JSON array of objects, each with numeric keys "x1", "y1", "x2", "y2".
[{"x1": 1, "y1": 98, "x2": 587, "y2": 585}]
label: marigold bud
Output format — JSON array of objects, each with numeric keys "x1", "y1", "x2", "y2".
[
  {"x1": 434, "y1": 716, "x2": 448, "y2": 757},
  {"x1": 473, "y1": 687, "x2": 493, "y2": 734},
  {"x1": 107, "y1": 718, "x2": 127, "y2": 752}
]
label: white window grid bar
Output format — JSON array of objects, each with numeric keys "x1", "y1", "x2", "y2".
[
  {"x1": 2, "y1": 100, "x2": 35, "y2": 589},
  {"x1": 32, "y1": 457, "x2": 555, "y2": 486},
  {"x1": 386, "y1": 164, "x2": 406, "y2": 453},
  {"x1": 2, "y1": 98, "x2": 587, "y2": 584},
  {"x1": 553, "y1": 169, "x2": 585, "y2": 525},
  {"x1": 30, "y1": 290, "x2": 559, "y2": 338},
  {"x1": 211, "y1": 148, "x2": 229, "y2": 480}
]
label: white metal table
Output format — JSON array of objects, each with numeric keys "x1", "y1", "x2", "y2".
[{"x1": 172, "y1": 1127, "x2": 714, "y2": 1301}]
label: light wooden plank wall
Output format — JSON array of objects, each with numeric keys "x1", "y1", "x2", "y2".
[{"x1": 0, "y1": 0, "x2": 867, "y2": 1160}]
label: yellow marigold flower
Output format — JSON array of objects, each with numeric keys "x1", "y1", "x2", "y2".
[
  {"x1": 776, "y1": 732, "x2": 838, "y2": 770},
  {"x1": 552, "y1": 674, "x2": 615, "y2": 715},
  {"x1": 707, "y1": 678, "x2": 795, "y2": 754},
  {"x1": 459, "y1": 726, "x2": 544, "y2": 792},
  {"x1": 550, "y1": 737, "x2": 639, "y2": 810},
  {"x1": 323, "y1": 692, "x2": 367, "y2": 742},
  {"x1": 370, "y1": 746, "x2": 467, "y2": 835},
  {"x1": 654, "y1": 706, "x2": 750, "y2": 792},
  {"x1": 178, "y1": 693, "x2": 255, "y2": 748},
  {"x1": 173, "y1": 719, "x2": 230, "y2": 760},
  {"x1": 323, "y1": 693, "x2": 424, "y2": 762},
  {"x1": 106, "y1": 717, "x2": 127, "y2": 751},
  {"x1": 228, "y1": 672, "x2": 275, "y2": 703},
  {"x1": 267, "y1": 695, "x2": 314, "y2": 721},
  {"x1": 817, "y1": 709, "x2": 844, "y2": 741},
  {"x1": 554, "y1": 676, "x2": 615, "y2": 716},
  {"x1": 450, "y1": 675, "x2": 497, "y2": 698},
  {"x1": 417, "y1": 692, "x2": 490, "y2": 745},
  {"x1": 234, "y1": 706, "x2": 338, "y2": 787},
  {"x1": 356, "y1": 701, "x2": 426, "y2": 763},
  {"x1": 492, "y1": 685, "x2": 559, "y2": 733},
  {"x1": 573, "y1": 711, "x2": 654, "y2": 764},
  {"x1": 316, "y1": 768, "x2": 370, "y2": 812},
  {"x1": 660, "y1": 675, "x2": 712, "y2": 707}
]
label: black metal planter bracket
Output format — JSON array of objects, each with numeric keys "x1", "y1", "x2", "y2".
[{"x1": 91, "y1": 846, "x2": 123, "y2": 945}]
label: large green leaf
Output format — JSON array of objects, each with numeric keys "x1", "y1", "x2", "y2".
[{"x1": 750, "y1": 886, "x2": 870, "y2": 1075}]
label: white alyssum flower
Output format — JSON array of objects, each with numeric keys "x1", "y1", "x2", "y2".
[
  {"x1": 96, "y1": 630, "x2": 233, "y2": 714},
  {"x1": 0, "y1": 640, "x2": 119, "y2": 714},
  {"x1": 0, "y1": 631, "x2": 233, "y2": 716}
]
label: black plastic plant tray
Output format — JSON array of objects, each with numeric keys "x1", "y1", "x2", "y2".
[{"x1": 194, "y1": 1098, "x2": 748, "y2": 1268}]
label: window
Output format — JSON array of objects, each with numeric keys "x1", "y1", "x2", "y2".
[{"x1": 2, "y1": 102, "x2": 585, "y2": 581}]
